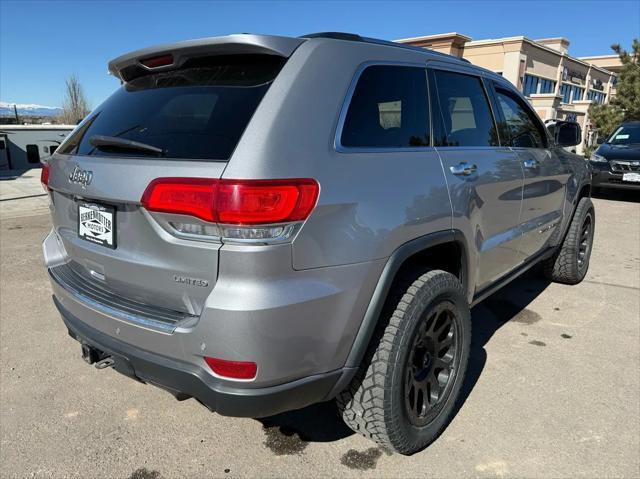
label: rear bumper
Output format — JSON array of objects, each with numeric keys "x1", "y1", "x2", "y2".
[
  {"x1": 55, "y1": 296, "x2": 348, "y2": 418},
  {"x1": 591, "y1": 170, "x2": 640, "y2": 190}
]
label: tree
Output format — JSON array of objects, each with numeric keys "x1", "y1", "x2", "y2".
[
  {"x1": 59, "y1": 75, "x2": 90, "y2": 124},
  {"x1": 589, "y1": 39, "x2": 639, "y2": 138}
]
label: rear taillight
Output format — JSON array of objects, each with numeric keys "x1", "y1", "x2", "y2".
[
  {"x1": 141, "y1": 178, "x2": 217, "y2": 222},
  {"x1": 216, "y1": 179, "x2": 319, "y2": 225},
  {"x1": 141, "y1": 178, "x2": 319, "y2": 243},
  {"x1": 40, "y1": 164, "x2": 51, "y2": 192},
  {"x1": 204, "y1": 356, "x2": 257, "y2": 380}
]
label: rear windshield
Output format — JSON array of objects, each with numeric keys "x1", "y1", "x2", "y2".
[{"x1": 58, "y1": 55, "x2": 285, "y2": 161}]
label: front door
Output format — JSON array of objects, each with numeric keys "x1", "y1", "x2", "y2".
[
  {"x1": 429, "y1": 68, "x2": 525, "y2": 293},
  {"x1": 490, "y1": 84, "x2": 568, "y2": 258}
]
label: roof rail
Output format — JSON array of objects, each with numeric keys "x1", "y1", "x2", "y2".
[{"x1": 299, "y1": 32, "x2": 470, "y2": 63}]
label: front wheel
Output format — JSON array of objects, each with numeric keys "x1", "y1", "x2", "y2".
[
  {"x1": 336, "y1": 270, "x2": 471, "y2": 455},
  {"x1": 543, "y1": 196, "x2": 595, "y2": 285}
]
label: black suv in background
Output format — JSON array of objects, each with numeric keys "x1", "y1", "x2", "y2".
[{"x1": 590, "y1": 121, "x2": 640, "y2": 191}]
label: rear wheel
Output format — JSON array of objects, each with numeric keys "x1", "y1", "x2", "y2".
[
  {"x1": 543, "y1": 196, "x2": 595, "y2": 285},
  {"x1": 336, "y1": 270, "x2": 471, "y2": 455}
]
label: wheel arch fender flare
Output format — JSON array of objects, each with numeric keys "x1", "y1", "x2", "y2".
[{"x1": 343, "y1": 229, "x2": 471, "y2": 371}]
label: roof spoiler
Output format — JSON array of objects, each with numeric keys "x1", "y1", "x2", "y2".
[{"x1": 108, "y1": 34, "x2": 306, "y2": 82}]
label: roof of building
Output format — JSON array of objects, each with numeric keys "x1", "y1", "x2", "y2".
[
  {"x1": 394, "y1": 32, "x2": 472, "y2": 43},
  {"x1": 423, "y1": 33, "x2": 617, "y2": 77}
]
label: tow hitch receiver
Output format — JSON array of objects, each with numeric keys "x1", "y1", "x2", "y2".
[{"x1": 81, "y1": 343, "x2": 114, "y2": 369}]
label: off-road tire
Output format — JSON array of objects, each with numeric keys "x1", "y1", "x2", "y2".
[
  {"x1": 336, "y1": 270, "x2": 471, "y2": 455},
  {"x1": 543, "y1": 197, "x2": 595, "y2": 285}
]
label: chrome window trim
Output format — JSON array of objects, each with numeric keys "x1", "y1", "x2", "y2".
[{"x1": 333, "y1": 61, "x2": 435, "y2": 154}]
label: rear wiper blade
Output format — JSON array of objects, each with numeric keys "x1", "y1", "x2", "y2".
[{"x1": 89, "y1": 135, "x2": 165, "y2": 156}]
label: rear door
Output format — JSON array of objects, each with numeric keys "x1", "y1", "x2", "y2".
[
  {"x1": 429, "y1": 67, "x2": 525, "y2": 292},
  {"x1": 47, "y1": 53, "x2": 286, "y2": 315},
  {"x1": 489, "y1": 83, "x2": 568, "y2": 258}
]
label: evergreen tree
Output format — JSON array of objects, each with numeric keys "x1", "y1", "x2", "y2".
[{"x1": 589, "y1": 39, "x2": 639, "y2": 138}]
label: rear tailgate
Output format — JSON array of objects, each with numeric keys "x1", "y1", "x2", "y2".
[
  {"x1": 46, "y1": 39, "x2": 298, "y2": 316},
  {"x1": 48, "y1": 156, "x2": 225, "y2": 315}
]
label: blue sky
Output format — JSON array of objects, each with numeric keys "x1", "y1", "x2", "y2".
[{"x1": 1, "y1": 0, "x2": 638, "y2": 108}]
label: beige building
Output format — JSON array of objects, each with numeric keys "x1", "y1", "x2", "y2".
[{"x1": 397, "y1": 33, "x2": 618, "y2": 153}]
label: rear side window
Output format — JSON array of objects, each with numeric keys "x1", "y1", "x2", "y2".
[
  {"x1": 494, "y1": 88, "x2": 547, "y2": 148},
  {"x1": 433, "y1": 70, "x2": 497, "y2": 147},
  {"x1": 58, "y1": 55, "x2": 285, "y2": 161},
  {"x1": 340, "y1": 65, "x2": 430, "y2": 148}
]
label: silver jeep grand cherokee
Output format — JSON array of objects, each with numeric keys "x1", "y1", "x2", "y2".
[{"x1": 42, "y1": 32, "x2": 593, "y2": 454}]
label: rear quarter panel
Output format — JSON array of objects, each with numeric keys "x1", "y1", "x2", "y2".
[{"x1": 224, "y1": 40, "x2": 453, "y2": 269}]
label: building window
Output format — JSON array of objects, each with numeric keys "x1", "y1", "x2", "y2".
[
  {"x1": 523, "y1": 74, "x2": 556, "y2": 97},
  {"x1": 587, "y1": 90, "x2": 606, "y2": 104},
  {"x1": 560, "y1": 83, "x2": 585, "y2": 104},
  {"x1": 523, "y1": 75, "x2": 538, "y2": 96},
  {"x1": 26, "y1": 144, "x2": 40, "y2": 164},
  {"x1": 539, "y1": 78, "x2": 556, "y2": 94}
]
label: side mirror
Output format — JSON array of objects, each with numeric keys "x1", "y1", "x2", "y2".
[
  {"x1": 596, "y1": 136, "x2": 605, "y2": 145},
  {"x1": 555, "y1": 121, "x2": 582, "y2": 147}
]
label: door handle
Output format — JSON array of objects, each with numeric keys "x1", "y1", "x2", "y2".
[
  {"x1": 450, "y1": 162, "x2": 478, "y2": 176},
  {"x1": 523, "y1": 159, "x2": 539, "y2": 169}
]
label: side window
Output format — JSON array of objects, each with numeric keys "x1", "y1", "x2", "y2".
[
  {"x1": 433, "y1": 70, "x2": 497, "y2": 147},
  {"x1": 26, "y1": 144, "x2": 40, "y2": 164},
  {"x1": 340, "y1": 65, "x2": 429, "y2": 148},
  {"x1": 494, "y1": 88, "x2": 547, "y2": 148}
]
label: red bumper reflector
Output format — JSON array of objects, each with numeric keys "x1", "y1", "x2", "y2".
[{"x1": 204, "y1": 357, "x2": 257, "y2": 380}]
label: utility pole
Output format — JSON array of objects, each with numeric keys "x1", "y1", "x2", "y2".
[{"x1": 13, "y1": 104, "x2": 20, "y2": 124}]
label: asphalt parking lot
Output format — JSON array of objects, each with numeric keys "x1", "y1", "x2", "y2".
[{"x1": 1, "y1": 188, "x2": 639, "y2": 478}]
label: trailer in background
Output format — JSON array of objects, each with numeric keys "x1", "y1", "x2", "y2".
[{"x1": 0, "y1": 125, "x2": 74, "y2": 171}]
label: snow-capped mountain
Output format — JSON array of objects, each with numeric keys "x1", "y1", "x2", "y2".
[{"x1": 0, "y1": 101, "x2": 63, "y2": 117}]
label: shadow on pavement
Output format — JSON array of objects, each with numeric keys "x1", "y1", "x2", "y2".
[
  {"x1": 257, "y1": 268, "x2": 551, "y2": 447},
  {"x1": 0, "y1": 168, "x2": 39, "y2": 180},
  {"x1": 592, "y1": 188, "x2": 639, "y2": 203},
  {"x1": 454, "y1": 269, "x2": 551, "y2": 416},
  {"x1": 257, "y1": 400, "x2": 355, "y2": 447}
]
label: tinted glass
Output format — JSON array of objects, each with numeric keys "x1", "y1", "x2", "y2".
[
  {"x1": 608, "y1": 124, "x2": 640, "y2": 145},
  {"x1": 58, "y1": 55, "x2": 284, "y2": 161},
  {"x1": 494, "y1": 88, "x2": 546, "y2": 148},
  {"x1": 433, "y1": 71, "x2": 497, "y2": 147},
  {"x1": 341, "y1": 66, "x2": 429, "y2": 148}
]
